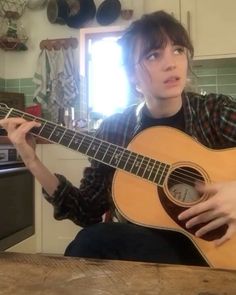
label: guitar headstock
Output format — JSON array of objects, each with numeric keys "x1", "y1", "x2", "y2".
[
  {"x1": 0, "y1": 103, "x2": 11, "y2": 119},
  {"x1": 0, "y1": 103, "x2": 10, "y2": 109}
]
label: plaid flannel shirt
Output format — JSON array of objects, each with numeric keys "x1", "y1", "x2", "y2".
[{"x1": 43, "y1": 92, "x2": 236, "y2": 227}]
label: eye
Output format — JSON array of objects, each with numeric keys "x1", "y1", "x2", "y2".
[
  {"x1": 173, "y1": 46, "x2": 185, "y2": 55},
  {"x1": 145, "y1": 50, "x2": 161, "y2": 61}
]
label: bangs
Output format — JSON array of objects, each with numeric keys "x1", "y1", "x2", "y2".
[
  {"x1": 118, "y1": 10, "x2": 194, "y2": 76},
  {"x1": 137, "y1": 23, "x2": 193, "y2": 61}
]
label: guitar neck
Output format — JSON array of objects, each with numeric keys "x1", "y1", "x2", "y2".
[{"x1": 3, "y1": 107, "x2": 170, "y2": 186}]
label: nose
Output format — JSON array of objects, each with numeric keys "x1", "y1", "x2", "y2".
[{"x1": 162, "y1": 48, "x2": 176, "y2": 71}]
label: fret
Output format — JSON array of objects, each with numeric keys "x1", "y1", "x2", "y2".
[
  {"x1": 38, "y1": 122, "x2": 56, "y2": 140},
  {"x1": 31, "y1": 125, "x2": 42, "y2": 136},
  {"x1": 117, "y1": 150, "x2": 130, "y2": 170},
  {"x1": 58, "y1": 127, "x2": 67, "y2": 144},
  {"x1": 123, "y1": 152, "x2": 137, "y2": 172},
  {"x1": 22, "y1": 113, "x2": 35, "y2": 121},
  {"x1": 37, "y1": 120, "x2": 47, "y2": 136},
  {"x1": 93, "y1": 140, "x2": 103, "y2": 159},
  {"x1": 0, "y1": 106, "x2": 172, "y2": 185},
  {"x1": 18, "y1": 113, "x2": 44, "y2": 137},
  {"x1": 153, "y1": 162, "x2": 165, "y2": 184},
  {"x1": 77, "y1": 135, "x2": 93, "y2": 154},
  {"x1": 48, "y1": 125, "x2": 57, "y2": 140},
  {"x1": 114, "y1": 148, "x2": 126, "y2": 169},
  {"x1": 67, "y1": 131, "x2": 76, "y2": 147},
  {"x1": 84, "y1": 137, "x2": 96, "y2": 157},
  {"x1": 147, "y1": 160, "x2": 160, "y2": 181},
  {"x1": 149, "y1": 161, "x2": 165, "y2": 182},
  {"x1": 136, "y1": 156, "x2": 149, "y2": 178},
  {"x1": 130, "y1": 153, "x2": 138, "y2": 172},
  {"x1": 102, "y1": 144, "x2": 117, "y2": 164},
  {"x1": 109, "y1": 146, "x2": 125, "y2": 167},
  {"x1": 69, "y1": 133, "x2": 84, "y2": 150},
  {"x1": 142, "y1": 158, "x2": 152, "y2": 179},
  {"x1": 87, "y1": 138, "x2": 102, "y2": 158},
  {"x1": 29, "y1": 118, "x2": 44, "y2": 136},
  {"x1": 11, "y1": 111, "x2": 23, "y2": 118},
  {"x1": 60, "y1": 129, "x2": 75, "y2": 146},
  {"x1": 4, "y1": 108, "x2": 13, "y2": 119},
  {"x1": 50, "y1": 125, "x2": 66, "y2": 143},
  {"x1": 130, "y1": 154, "x2": 144, "y2": 175},
  {"x1": 157, "y1": 164, "x2": 169, "y2": 185},
  {"x1": 95, "y1": 142, "x2": 110, "y2": 161}
]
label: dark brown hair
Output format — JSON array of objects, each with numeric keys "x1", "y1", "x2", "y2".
[{"x1": 118, "y1": 10, "x2": 194, "y2": 77}]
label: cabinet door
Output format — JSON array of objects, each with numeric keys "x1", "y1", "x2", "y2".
[
  {"x1": 40, "y1": 144, "x2": 89, "y2": 254},
  {"x1": 181, "y1": 0, "x2": 236, "y2": 59},
  {"x1": 143, "y1": 0, "x2": 180, "y2": 20}
]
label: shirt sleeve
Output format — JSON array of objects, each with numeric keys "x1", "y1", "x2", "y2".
[
  {"x1": 43, "y1": 166, "x2": 113, "y2": 227},
  {"x1": 42, "y1": 107, "x2": 136, "y2": 227},
  {"x1": 211, "y1": 95, "x2": 236, "y2": 146},
  {"x1": 42, "y1": 119, "x2": 116, "y2": 228}
]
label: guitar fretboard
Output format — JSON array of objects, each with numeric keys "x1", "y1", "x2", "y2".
[{"x1": 1, "y1": 107, "x2": 171, "y2": 186}]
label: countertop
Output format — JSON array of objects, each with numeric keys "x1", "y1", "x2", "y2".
[{"x1": 0, "y1": 252, "x2": 236, "y2": 295}]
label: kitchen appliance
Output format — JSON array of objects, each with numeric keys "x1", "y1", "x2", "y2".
[
  {"x1": 0, "y1": 145, "x2": 21, "y2": 165},
  {"x1": 0, "y1": 145, "x2": 34, "y2": 251}
]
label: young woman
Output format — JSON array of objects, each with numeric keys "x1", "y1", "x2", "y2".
[{"x1": 1, "y1": 11, "x2": 236, "y2": 266}]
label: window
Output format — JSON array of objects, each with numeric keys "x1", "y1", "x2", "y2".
[
  {"x1": 88, "y1": 34, "x2": 129, "y2": 117},
  {"x1": 80, "y1": 27, "x2": 136, "y2": 129}
]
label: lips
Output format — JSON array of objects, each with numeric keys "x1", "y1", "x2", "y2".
[{"x1": 164, "y1": 76, "x2": 180, "y2": 84}]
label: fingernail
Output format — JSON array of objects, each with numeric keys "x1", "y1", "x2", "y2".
[
  {"x1": 195, "y1": 231, "x2": 201, "y2": 237},
  {"x1": 185, "y1": 223, "x2": 190, "y2": 229}
]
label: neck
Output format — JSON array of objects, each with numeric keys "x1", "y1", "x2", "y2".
[{"x1": 145, "y1": 95, "x2": 183, "y2": 119}]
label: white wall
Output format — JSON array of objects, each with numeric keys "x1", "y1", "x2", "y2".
[
  {"x1": 0, "y1": 51, "x2": 5, "y2": 78},
  {"x1": 4, "y1": 0, "x2": 144, "y2": 79},
  {"x1": 5, "y1": 8, "x2": 80, "y2": 79}
]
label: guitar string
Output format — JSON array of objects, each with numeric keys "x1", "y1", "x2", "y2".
[
  {"x1": 0, "y1": 109, "x2": 206, "y2": 185},
  {"x1": 0, "y1": 110, "x2": 206, "y2": 187},
  {"x1": 20, "y1": 113, "x2": 206, "y2": 185}
]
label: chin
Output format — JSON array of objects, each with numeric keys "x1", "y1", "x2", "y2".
[
  {"x1": 154, "y1": 85, "x2": 184, "y2": 99},
  {"x1": 164, "y1": 90, "x2": 183, "y2": 100}
]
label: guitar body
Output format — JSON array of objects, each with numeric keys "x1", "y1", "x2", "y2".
[{"x1": 112, "y1": 126, "x2": 236, "y2": 269}]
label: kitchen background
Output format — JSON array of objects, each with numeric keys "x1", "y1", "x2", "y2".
[
  {"x1": 1, "y1": 0, "x2": 236, "y2": 115},
  {"x1": 1, "y1": 0, "x2": 236, "y2": 255}
]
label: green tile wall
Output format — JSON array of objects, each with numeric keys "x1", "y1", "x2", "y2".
[
  {"x1": 192, "y1": 66, "x2": 236, "y2": 98},
  {"x1": 0, "y1": 78, "x2": 5, "y2": 91},
  {"x1": 4, "y1": 78, "x2": 35, "y2": 106},
  {"x1": 2, "y1": 64, "x2": 236, "y2": 109}
]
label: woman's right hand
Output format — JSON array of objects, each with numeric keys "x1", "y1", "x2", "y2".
[{"x1": 0, "y1": 117, "x2": 41, "y2": 166}]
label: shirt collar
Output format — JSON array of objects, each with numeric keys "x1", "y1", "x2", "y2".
[{"x1": 134, "y1": 92, "x2": 194, "y2": 135}]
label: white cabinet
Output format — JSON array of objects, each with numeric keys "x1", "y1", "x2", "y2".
[
  {"x1": 37, "y1": 144, "x2": 89, "y2": 254},
  {"x1": 143, "y1": 0, "x2": 180, "y2": 20},
  {"x1": 141, "y1": 0, "x2": 236, "y2": 59},
  {"x1": 181, "y1": 0, "x2": 236, "y2": 59}
]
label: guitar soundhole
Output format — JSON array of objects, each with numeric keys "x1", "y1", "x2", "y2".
[
  {"x1": 167, "y1": 166, "x2": 205, "y2": 205},
  {"x1": 159, "y1": 165, "x2": 228, "y2": 241}
]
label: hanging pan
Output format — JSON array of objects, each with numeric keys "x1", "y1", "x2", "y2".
[
  {"x1": 47, "y1": 0, "x2": 69, "y2": 25},
  {"x1": 96, "y1": 0, "x2": 121, "y2": 26}
]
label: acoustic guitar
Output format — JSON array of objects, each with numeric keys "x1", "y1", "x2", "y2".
[{"x1": 1, "y1": 103, "x2": 236, "y2": 270}]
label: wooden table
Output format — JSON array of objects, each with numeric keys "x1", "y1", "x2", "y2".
[{"x1": 0, "y1": 252, "x2": 236, "y2": 295}]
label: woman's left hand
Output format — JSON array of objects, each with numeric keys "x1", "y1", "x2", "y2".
[{"x1": 178, "y1": 181, "x2": 236, "y2": 246}]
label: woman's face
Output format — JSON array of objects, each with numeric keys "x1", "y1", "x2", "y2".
[{"x1": 133, "y1": 38, "x2": 188, "y2": 102}]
